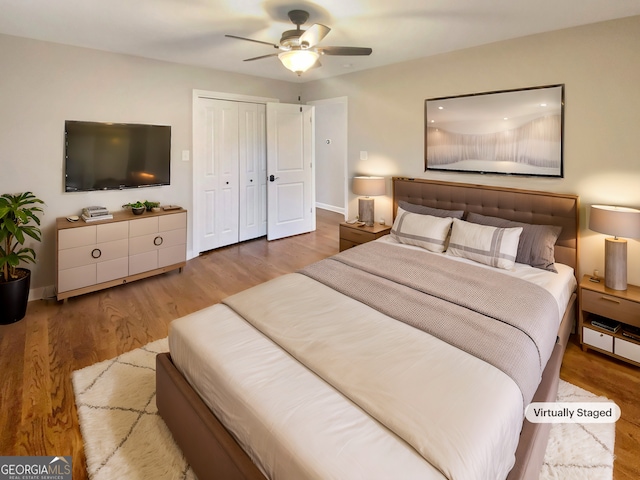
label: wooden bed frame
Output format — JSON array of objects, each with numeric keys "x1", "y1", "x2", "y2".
[{"x1": 157, "y1": 178, "x2": 580, "y2": 480}]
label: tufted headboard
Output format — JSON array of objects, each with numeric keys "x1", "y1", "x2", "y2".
[{"x1": 392, "y1": 177, "x2": 579, "y2": 272}]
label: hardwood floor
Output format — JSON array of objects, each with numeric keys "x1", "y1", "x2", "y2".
[{"x1": 1, "y1": 208, "x2": 638, "y2": 479}]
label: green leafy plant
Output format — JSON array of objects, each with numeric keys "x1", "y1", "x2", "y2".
[
  {"x1": 143, "y1": 200, "x2": 160, "y2": 211},
  {"x1": 122, "y1": 201, "x2": 145, "y2": 209},
  {"x1": 0, "y1": 192, "x2": 44, "y2": 282}
]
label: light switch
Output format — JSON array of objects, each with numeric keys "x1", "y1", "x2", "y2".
[
  {"x1": 181, "y1": 150, "x2": 190, "y2": 162},
  {"x1": 360, "y1": 151, "x2": 368, "y2": 161}
]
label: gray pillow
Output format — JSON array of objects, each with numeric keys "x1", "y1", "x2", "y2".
[
  {"x1": 398, "y1": 201, "x2": 464, "y2": 219},
  {"x1": 465, "y1": 212, "x2": 562, "y2": 273}
]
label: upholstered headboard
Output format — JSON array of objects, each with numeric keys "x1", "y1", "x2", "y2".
[{"x1": 392, "y1": 177, "x2": 579, "y2": 272}]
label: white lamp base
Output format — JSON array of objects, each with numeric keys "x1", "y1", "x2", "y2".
[
  {"x1": 604, "y1": 237, "x2": 627, "y2": 290},
  {"x1": 358, "y1": 197, "x2": 374, "y2": 227}
]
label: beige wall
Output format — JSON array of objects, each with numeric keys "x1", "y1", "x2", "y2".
[
  {"x1": 303, "y1": 15, "x2": 640, "y2": 285},
  {"x1": 2, "y1": 15, "x2": 640, "y2": 295},
  {"x1": 0, "y1": 33, "x2": 299, "y2": 294}
]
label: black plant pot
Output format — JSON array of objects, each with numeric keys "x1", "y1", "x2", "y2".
[{"x1": 0, "y1": 268, "x2": 31, "y2": 325}]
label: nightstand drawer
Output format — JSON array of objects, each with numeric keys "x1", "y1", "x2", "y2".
[
  {"x1": 583, "y1": 327, "x2": 613, "y2": 353},
  {"x1": 615, "y1": 338, "x2": 640, "y2": 363},
  {"x1": 582, "y1": 289, "x2": 640, "y2": 326},
  {"x1": 340, "y1": 226, "x2": 376, "y2": 244},
  {"x1": 340, "y1": 239, "x2": 359, "y2": 251}
]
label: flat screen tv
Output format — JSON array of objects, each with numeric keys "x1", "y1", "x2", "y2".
[{"x1": 64, "y1": 120, "x2": 171, "y2": 192}]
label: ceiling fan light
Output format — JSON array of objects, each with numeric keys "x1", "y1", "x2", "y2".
[{"x1": 278, "y1": 50, "x2": 319, "y2": 75}]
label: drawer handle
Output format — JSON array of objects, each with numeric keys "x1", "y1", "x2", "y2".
[
  {"x1": 600, "y1": 296, "x2": 621, "y2": 304},
  {"x1": 91, "y1": 248, "x2": 102, "y2": 259},
  {"x1": 154, "y1": 236, "x2": 164, "y2": 246}
]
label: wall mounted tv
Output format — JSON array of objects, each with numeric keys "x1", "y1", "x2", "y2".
[{"x1": 64, "y1": 120, "x2": 171, "y2": 192}]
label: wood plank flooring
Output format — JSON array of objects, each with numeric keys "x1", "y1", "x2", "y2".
[{"x1": 0, "y1": 208, "x2": 638, "y2": 479}]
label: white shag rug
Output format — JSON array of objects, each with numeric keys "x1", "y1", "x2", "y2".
[{"x1": 72, "y1": 338, "x2": 615, "y2": 480}]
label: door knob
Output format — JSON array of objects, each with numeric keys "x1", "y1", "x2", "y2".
[{"x1": 269, "y1": 175, "x2": 279, "y2": 182}]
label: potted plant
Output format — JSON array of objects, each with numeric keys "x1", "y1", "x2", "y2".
[
  {"x1": 122, "y1": 201, "x2": 146, "y2": 215},
  {"x1": 0, "y1": 191, "x2": 44, "y2": 324},
  {"x1": 143, "y1": 200, "x2": 161, "y2": 212}
]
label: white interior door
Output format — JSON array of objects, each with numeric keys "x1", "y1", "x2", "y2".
[
  {"x1": 239, "y1": 103, "x2": 267, "y2": 242},
  {"x1": 194, "y1": 98, "x2": 239, "y2": 252},
  {"x1": 266, "y1": 103, "x2": 315, "y2": 241}
]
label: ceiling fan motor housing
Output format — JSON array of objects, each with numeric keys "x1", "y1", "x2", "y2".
[
  {"x1": 280, "y1": 29, "x2": 304, "y2": 49},
  {"x1": 287, "y1": 10, "x2": 309, "y2": 26}
]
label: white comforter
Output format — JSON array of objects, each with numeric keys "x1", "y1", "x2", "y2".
[{"x1": 169, "y1": 244, "x2": 575, "y2": 480}]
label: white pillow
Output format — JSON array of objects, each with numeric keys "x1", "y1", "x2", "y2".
[
  {"x1": 447, "y1": 218, "x2": 523, "y2": 270},
  {"x1": 390, "y1": 207, "x2": 453, "y2": 253}
]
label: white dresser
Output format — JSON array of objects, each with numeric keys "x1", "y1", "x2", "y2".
[{"x1": 56, "y1": 209, "x2": 187, "y2": 300}]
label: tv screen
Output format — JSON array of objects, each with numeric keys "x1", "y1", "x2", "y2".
[{"x1": 64, "y1": 121, "x2": 171, "y2": 192}]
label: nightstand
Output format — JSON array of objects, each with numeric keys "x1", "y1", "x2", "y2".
[
  {"x1": 579, "y1": 275, "x2": 640, "y2": 366},
  {"x1": 339, "y1": 222, "x2": 391, "y2": 252}
]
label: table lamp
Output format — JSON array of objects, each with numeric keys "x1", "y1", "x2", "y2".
[
  {"x1": 589, "y1": 205, "x2": 640, "y2": 290},
  {"x1": 352, "y1": 176, "x2": 386, "y2": 226}
]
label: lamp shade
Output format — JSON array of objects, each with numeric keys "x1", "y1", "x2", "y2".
[
  {"x1": 352, "y1": 176, "x2": 386, "y2": 197},
  {"x1": 278, "y1": 50, "x2": 319, "y2": 75},
  {"x1": 589, "y1": 205, "x2": 640, "y2": 239}
]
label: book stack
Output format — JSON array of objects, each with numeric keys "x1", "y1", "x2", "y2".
[
  {"x1": 591, "y1": 316, "x2": 621, "y2": 333},
  {"x1": 81, "y1": 206, "x2": 113, "y2": 222},
  {"x1": 622, "y1": 325, "x2": 640, "y2": 342}
]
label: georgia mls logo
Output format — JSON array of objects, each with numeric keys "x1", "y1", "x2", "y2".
[
  {"x1": 49, "y1": 457, "x2": 71, "y2": 472},
  {"x1": 0, "y1": 456, "x2": 72, "y2": 480}
]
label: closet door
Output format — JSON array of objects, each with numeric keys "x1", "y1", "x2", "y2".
[
  {"x1": 194, "y1": 98, "x2": 240, "y2": 252},
  {"x1": 239, "y1": 103, "x2": 267, "y2": 242}
]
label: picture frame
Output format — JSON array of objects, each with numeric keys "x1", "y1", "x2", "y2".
[{"x1": 425, "y1": 84, "x2": 564, "y2": 177}]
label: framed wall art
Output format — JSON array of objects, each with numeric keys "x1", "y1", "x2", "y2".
[{"x1": 425, "y1": 84, "x2": 564, "y2": 177}]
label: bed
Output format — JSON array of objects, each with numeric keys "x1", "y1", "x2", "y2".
[{"x1": 156, "y1": 177, "x2": 579, "y2": 480}]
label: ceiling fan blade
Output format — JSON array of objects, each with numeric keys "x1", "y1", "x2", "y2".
[
  {"x1": 299, "y1": 24, "x2": 331, "y2": 48},
  {"x1": 243, "y1": 53, "x2": 279, "y2": 62},
  {"x1": 225, "y1": 34, "x2": 279, "y2": 49},
  {"x1": 317, "y1": 46, "x2": 372, "y2": 56},
  {"x1": 309, "y1": 59, "x2": 322, "y2": 70}
]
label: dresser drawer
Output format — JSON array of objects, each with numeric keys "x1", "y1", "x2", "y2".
[
  {"x1": 582, "y1": 289, "x2": 640, "y2": 327},
  {"x1": 59, "y1": 238, "x2": 129, "y2": 270},
  {"x1": 58, "y1": 225, "x2": 96, "y2": 250},
  {"x1": 129, "y1": 217, "x2": 159, "y2": 237},
  {"x1": 96, "y1": 221, "x2": 128, "y2": 243},
  {"x1": 58, "y1": 264, "x2": 96, "y2": 293},
  {"x1": 615, "y1": 337, "x2": 640, "y2": 364},
  {"x1": 340, "y1": 226, "x2": 375, "y2": 244},
  {"x1": 96, "y1": 257, "x2": 129, "y2": 284},
  {"x1": 582, "y1": 327, "x2": 613, "y2": 353},
  {"x1": 159, "y1": 212, "x2": 186, "y2": 232},
  {"x1": 159, "y1": 244, "x2": 187, "y2": 268},
  {"x1": 129, "y1": 228, "x2": 186, "y2": 255}
]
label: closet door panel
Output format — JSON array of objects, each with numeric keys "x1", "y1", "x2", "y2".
[
  {"x1": 215, "y1": 100, "x2": 240, "y2": 248},
  {"x1": 239, "y1": 102, "x2": 267, "y2": 241}
]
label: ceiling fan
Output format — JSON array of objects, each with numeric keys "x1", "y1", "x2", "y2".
[{"x1": 225, "y1": 9, "x2": 372, "y2": 76}]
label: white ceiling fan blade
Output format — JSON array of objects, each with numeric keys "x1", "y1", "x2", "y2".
[
  {"x1": 225, "y1": 34, "x2": 279, "y2": 49},
  {"x1": 299, "y1": 24, "x2": 330, "y2": 48},
  {"x1": 244, "y1": 53, "x2": 279, "y2": 62},
  {"x1": 317, "y1": 46, "x2": 372, "y2": 56}
]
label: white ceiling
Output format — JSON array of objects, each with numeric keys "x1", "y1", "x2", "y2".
[{"x1": 1, "y1": 0, "x2": 639, "y2": 83}]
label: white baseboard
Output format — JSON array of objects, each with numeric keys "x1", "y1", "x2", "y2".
[
  {"x1": 316, "y1": 203, "x2": 345, "y2": 216},
  {"x1": 29, "y1": 284, "x2": 56, "y2": 302}
]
